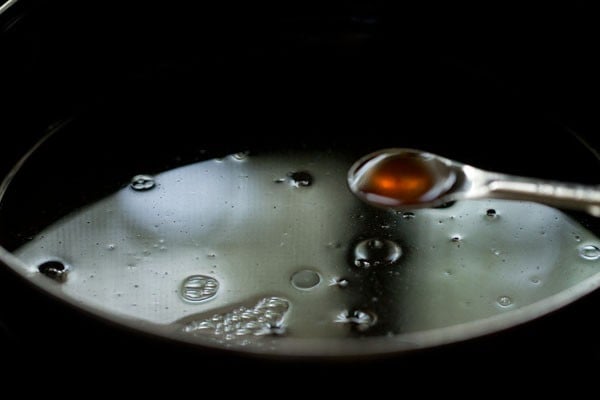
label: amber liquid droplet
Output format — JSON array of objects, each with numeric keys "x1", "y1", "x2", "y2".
[{"x1": 350, "y1": 151, "x2": 456, "y2": 208}]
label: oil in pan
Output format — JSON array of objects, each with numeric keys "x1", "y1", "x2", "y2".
[{"x1": 2, "y1": 126, "x2": 600, "y2": 357}]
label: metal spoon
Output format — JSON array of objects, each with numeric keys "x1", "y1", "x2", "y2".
[{"x1": 348, "y1": 148, "x2": 600, "y2": 216}]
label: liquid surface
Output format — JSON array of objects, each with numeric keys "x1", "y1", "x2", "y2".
[
  {"x1": 5, "y1": 149, "x2": 600, "y2": 353},
  {"x1": 349, "y1": 150, "x2": 456, "y2": 208}
]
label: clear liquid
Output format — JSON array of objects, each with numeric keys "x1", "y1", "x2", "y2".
[{"x1": 10, "y1": 149, "x2": 600, "y2": 350}]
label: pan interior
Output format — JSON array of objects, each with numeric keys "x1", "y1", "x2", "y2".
[
  {"x1": 2, "y1": 118, "x2": 600, "y2": 355},
  {"x1": 1, "y1": 3, "x2": 599, "y2": 354}
]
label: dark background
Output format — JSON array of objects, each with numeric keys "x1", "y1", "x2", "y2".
[{"x1": 1, "y1": 0, "x2": 599, "y2": 387}]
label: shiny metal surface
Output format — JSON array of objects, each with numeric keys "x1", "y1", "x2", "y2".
[
  {"x1": 0, "y1": 0, "x2": 19, "y2": 15},
  {"x1": 349, "y1": 148, "x2": 600, "y2": 216}
]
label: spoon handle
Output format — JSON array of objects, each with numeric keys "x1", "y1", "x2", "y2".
[{"x1": 486, "y1": 178, "x2": 600, "y2": 216}]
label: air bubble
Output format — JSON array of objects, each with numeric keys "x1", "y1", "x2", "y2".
[
  {"x1": 353, "y1": 238, "x2": 402, "y2": 268},
  {"x1": 497, "y1": 295, "x2": 513, "y2": 307},
  {"x1": 450, "y1": 235, "x2": 462, "y2": 243},
  {"x1": 335, "y1": 310, "x2": 377, "y2": 331},
  {"x1": 578, "y1": 245, "x2": 600, "y2": 261},
  {"x1": 529, "y1": 277, "x2": 541, "y2": 285},
  {"x1": 181, "y1": 275, "x2": 219, "y2": 303},
  {"x1": 130, "y1": 174, "x2": 155, "y2": 191},
  {"x1": 38, "y1": 260, "x2": 69, "y2": 282},
  {"x1": 290, "y1": 269, "x2": 321, "y2": 290},
  {"x1": 329, "y1": 278, "x2": 349, "y2": 288},
  {"x1": 231, "y1": 151, "x2": 250, "y2": 161},
  {"x1": 486, "y1": 209, "x2": 497, "y2": 218},
  {"x1": 288, "y1": 171, "x2": 313, "y2": 187},
  {"x1": 402, "y1": 212, "x2": 415, "y2": 220}
]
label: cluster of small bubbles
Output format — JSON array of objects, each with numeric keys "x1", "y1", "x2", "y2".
[
  {"x1": 38, "y1": 260, "x2": 69, "y2": 282},
  {"x1": 578, "y1": 244, "x2": 600, "y2": 261},
  {"x1": 288, "y1": 171, "x2": 313, "y2": 187},
  {"x1": 149, "y1": 239, "x2": 166, "y2": 252},
  {"x1": 183, "y1": 297, "x2": 290, "y2": 340},
  {"x1": 181, "y1": 275, "x2": 220, "y2": 303},
  {"x1": 328, "y1": 278, "x2": 349, "y2": 288},
  {"x1": 497, "y1": 295, "x2": 513, "y2": 307},
  {"x1": 353, "y1": 238, "x2": 402, "y2": 268},
  {"x1": 402, "y1": 212, "x2": 415, "y2": 220},
  {"x1": 290, "y1": 269, "x2": 321, "y2": 290},
  {"x1": 231, "y1": 151, "x2": 250, "y2": 161},
  {"x1": 486, "y1": 209, "x2": 497, "y2": 218},
  {"x1": 130, "y1": 174, "x2": 155, "y2": 191},
  {"x1": 334, "y1": 310, "x2": 377, "y2": 331}
]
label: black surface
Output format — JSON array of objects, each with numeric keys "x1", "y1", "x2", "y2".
[{"x1": 1, "y1": 0, "x2": 600, "y2": 385}]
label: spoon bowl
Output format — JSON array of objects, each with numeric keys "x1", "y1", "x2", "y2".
[{"x1": 348, "y1": 148, "x2": 600, "y2": 216}]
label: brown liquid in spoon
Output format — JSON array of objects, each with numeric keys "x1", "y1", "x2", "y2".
[{"x1": 349, "y1": 150, "x2": 457, "y2": 208}]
